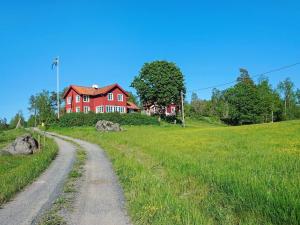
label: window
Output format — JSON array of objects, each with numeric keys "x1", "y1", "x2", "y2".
[
  {"x1": 67, "y1": 108, "x2": 72, "y2": 113},
  {"x1": 117, "y1": 94, "x2": 123, "y2": 102},
  {"x1": 76, "y1": 95, "x2": 80, "y2": 103},
  {"x1": 83, "y1": 95, "x2": 89, "y2": 102},
  {"x1": 106, "y1": 105, "x2": 113, "y2": 113},
  {"x1": 108, "y1": 93, "x2": 113, "y2": 101},
  {"x1": 171, "y1": 107, "x2": 176, "y2": 113},
  {"x1": 120, "y1": 107, "x2": 126, "y2": 113},
  {"x1": 67, "y1": 96, "x2": 72, "y2": 104},
  {"x1": 76, "y1": 107, "x2": 80, "y2": 113},
  {"x1": 96, "y1": 106, "x2": 104, "y2": 113},
  {"x1": 83, "y1": 106, "x2": 90, "y2": 113}
]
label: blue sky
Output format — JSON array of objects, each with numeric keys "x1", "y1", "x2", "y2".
[{"x1": 1, "y1": 0, "x2": 300, "y2": 120}]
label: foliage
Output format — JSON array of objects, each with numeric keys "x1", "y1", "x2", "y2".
[
  {"x1": 51, "y1": 120, "x2": 300, "y2": 225},
  {"x1": 186, "y1": 69, "x2": 299, "y2": 125},
  {"x1": 131, "y1": 60, "x2": 185, "y2": 115},
  {"x1": 127, "y1": 91, "x2": 140, "y2": 106},
  {"x1": 0, "y1": 118, "x2": 9, "y2": 131},
  {"x1": 28, "y1": 90, "x2": 58, "y2": 126},
  {"x1": 54, "y1": 112, "x2": 159, "y2": 127},
  {"x1": 9, "y1": 111, "x2": 25, "y2": 129},
  {"x1": 277, "y1": 78, "x2": 298, "y2": 119},
  {"x1": 0, "y1": 129, "x2": 58, "y2": 205}
]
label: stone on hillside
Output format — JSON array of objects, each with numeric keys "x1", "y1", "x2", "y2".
[
  {"x1": 95, "y1": 120, "x2": 121, "y2": 132},
  {"x1": 4, "y1": 134, "x2": 39, "y2": 155}
]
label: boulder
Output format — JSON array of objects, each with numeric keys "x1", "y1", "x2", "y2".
[
  {"x1": 95, "y1": 120, "x2": 121, "y2": 132},
  {"x1": 3, "y1": 134, "x2": 39, "y2": 155}
]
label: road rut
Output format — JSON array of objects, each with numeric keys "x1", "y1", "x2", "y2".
[{"x1": 48, "y1": 132, "x2": 132, "y2": 225}]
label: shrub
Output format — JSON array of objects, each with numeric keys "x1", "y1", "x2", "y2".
[{"x1": 55, "y1": 112, "x2": 159, "y2": 127}]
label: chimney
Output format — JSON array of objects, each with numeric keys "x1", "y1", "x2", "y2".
[{"x1": 92, "y1": 84, "x2": 99, "y2": 89}]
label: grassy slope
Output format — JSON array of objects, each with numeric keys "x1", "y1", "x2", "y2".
[
  {"x1": 0, "y1": 129, "x2": 58, "y2": 205},
  {"x1": 51, "y1": 120, "x2": 300, "y2": 225}
]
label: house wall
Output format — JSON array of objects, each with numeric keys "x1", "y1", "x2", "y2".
[
  {"x1": 65, "y1": 89, "x2": 82, "y2": 112},
  {"x1": 65, "y1": 86, "x2": 128, "y2": 113},
  {"x1": 166, "y1": 104, "x2": 176, "y2": 115},
  {"x1": 92, "y1": 87, "x2": 127, "y2": 112}
]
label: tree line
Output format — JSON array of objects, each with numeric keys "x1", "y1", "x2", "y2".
[{"x1": 185, "y1": 68, "x2": 300, "y2": 125}]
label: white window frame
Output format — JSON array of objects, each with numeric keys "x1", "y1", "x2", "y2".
[
  {"x1": 76, "y1": 95, "x2": 80, "y2": 103},
  {"x1": 96, "y1": 106, "x2": 104, "y2": 113},
  {"x1": 108, "y1": 93, "x2": 113, "y2": 101},
  {"x1": 171, "y1": 106, "x2": 176, "y2": 113},
  {"x1": 67, "y1": 96, "x2": 72, "y2": 104},
  {"x1": 83, "y1": 95, "x2": 90, "y2": 102},
  {"x1": 106, "y1": 105, "x2": 113, "y2": 113},
  {"x1": 83, "y1": 106, "x2": 90, "y2": 113},
  {"x1": 76, "y1": 107, "x2": 80, "y2": 113},
  {"x1": 117, "y1": 94, "x2": 123, "y2": 102}
]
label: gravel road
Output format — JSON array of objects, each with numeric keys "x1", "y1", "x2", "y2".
[
  {"x1": 0, "y1": 136, "x2": 76, "y2": 225},
  {"x1": 48, "y1": 132, "x2": 132, "y2": 225}
]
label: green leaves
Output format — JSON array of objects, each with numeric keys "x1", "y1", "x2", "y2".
[{"x1": 131, "y1": 61, "x2": 185, "y2": 114}]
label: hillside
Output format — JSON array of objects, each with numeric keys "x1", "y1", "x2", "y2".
[{"x1": 51, "y1": 120, "x2": 300, "y2": 225}]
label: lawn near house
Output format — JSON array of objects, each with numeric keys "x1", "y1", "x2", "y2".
[
  {"x1": 0, "y1": 129, "x2": 58, "y2": 205},
  {"x1": 50, "y1": 120, "x2": 300, "y2": 225}
]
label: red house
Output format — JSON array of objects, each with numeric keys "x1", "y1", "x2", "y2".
[{"x1": 63, "y1": 83, "x2": 139, "y2": 114}]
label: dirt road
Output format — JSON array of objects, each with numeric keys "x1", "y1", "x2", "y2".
[{"x1": 0, "y1": 136, "x2": 76, "y2": 225}]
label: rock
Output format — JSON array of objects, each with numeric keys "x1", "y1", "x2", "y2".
[
  {"x1": 95, "y1": 120, "x2": 121, "y2": 132},
  {"x1": 4, "y1": 134, "x2": 39, "y2": 155}
]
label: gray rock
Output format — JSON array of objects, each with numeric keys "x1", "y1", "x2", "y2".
[
  {"x1": 4, "y1": 134, "x2": 39, "y2": 155},
  {"x1": 95, "y1": 120, "x2": 121, "y2": 132}
]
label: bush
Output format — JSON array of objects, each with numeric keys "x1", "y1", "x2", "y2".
[
  {"x1": 161, "y1": 115, "x2": 182, "y2": 124},
  {"x1": 54, "y1": 112, "x2": 159, "y2": 127}
]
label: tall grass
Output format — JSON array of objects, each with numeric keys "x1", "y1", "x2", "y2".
[
  {"x1": 0, "y1": 129, "x2": 58, "y2": 205},
  {"x1": 51, "y1": 120, "x2": 300, "y2": 224}
]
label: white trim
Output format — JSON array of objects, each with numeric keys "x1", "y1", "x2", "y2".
[
  {"x1": 83, "y1": 106, "x2": 90, "y2": 113},
  {"x1": 76, "y1": 107, "x2": 80, "y2": 113},
  {"x1": 105, "y1": 105, "x2": 126, "y2": 113},
  {"x1": 108, "y1": 93, "x2": 113, "y2": 101},
  {"x1": 67, "y1": 96, "x2": 72, "y2": 104},
  {"x1": 117, "y1": 94, "x2": 123, "y2": 102},
  {"x1": 96, "y1": 105, "x2": 104, "y2": 113},
  {"x1": 76, "y1": 95, "x2": 80, "y2": 103},
  {"x1": 83, "y1": 95, "x2": 90, "y2": 102}
]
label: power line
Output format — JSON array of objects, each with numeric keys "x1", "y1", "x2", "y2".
[{"x1": 188, "y1": 62, "x2": 300, "y2": 93}]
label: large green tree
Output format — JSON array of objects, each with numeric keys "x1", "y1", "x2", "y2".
[
  {"x1": 257, "y1": 77, "x2": 282, "y2": 122},
  {"x1": 225, "y1": 69, "x2": 262, "y2": 125},
  {"x1": 131, "y1": 61, "x2": 185, "y2": 115},
  {"x1": 277, "y1": 78, "x2": 296, "y2": 119}
]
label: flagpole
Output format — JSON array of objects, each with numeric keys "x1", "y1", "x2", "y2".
[{"x1": 56, "y1": 56, "x2": 60, "y2": 119}]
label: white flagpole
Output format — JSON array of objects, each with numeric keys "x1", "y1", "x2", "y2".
[{"x1": 56, "y1": 56, "x2": 60, "y2": 119}]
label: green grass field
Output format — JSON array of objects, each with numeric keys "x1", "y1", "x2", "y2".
[
  {"x1": 51, "y1": 120, "x2": 300, "y2": 225},
  {"x1": 0, "y1": 129, "x2": 58, "y2": 205}
]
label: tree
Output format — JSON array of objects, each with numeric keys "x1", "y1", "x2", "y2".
[
  {"x1": 28, "y1": 95, "x2": 37, "y2": 127},
  {"x1": 0, "y1": 118, "x2": 9, "y2": 130},
  {"x1": 9, "y1": 111, "x2": 25, "y2": 129},
  {"x1": 127, "y1": 91, "x2": 140, "y2": 106},
  {"x1": 277, "y1": 78, "x2": 296, "y2": 119},
  {"x1": 257, "y1": 78, "x2": 282, "y2": 122},
  {"x1": 296, "y1": 89, "x2": 300, "y2": 105},
  {"x1": 210, "y1": 88, "x2": 228, "y2": 118},
  {"x1": 131, "y1": 61, "x2": 185, "y2": 116},
  {"x1": 28, "y1": 90, "x2": 57, "y2": 125},
  {"x1": 225, "y1": 69, "x2": 261, "y2": 125}
]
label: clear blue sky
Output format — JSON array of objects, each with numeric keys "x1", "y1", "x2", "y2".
[{"x1": 1, "y1": 0, "x2": 300, "y2": 120}]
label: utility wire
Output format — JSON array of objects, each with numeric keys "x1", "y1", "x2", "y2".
[{"x1": 188, "y1": 62, "x2": 300, "y2": 93}]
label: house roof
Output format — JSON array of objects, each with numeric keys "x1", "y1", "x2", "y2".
[
  {"x1": 63, "y1": 83, "x2": 129, "y2": 98},
  {"x1": 127, "y1": 101, "x2": 140, "y2": 110}
]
